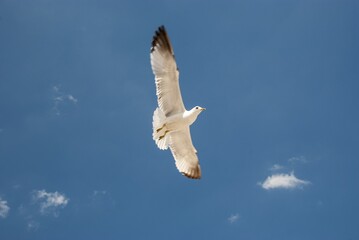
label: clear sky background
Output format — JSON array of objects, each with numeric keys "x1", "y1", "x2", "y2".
[{"x1": 1, "y1": 0, "x2": 358, "y2": 239}]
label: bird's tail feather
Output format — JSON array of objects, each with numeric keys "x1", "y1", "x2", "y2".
[{"x1": 152, "y1": 108, "x2": 169, "y2": 150}]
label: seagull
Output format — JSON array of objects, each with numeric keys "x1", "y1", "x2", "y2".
[{"x1": 150, "y1": 25, "x2": 205, "y2": 179}]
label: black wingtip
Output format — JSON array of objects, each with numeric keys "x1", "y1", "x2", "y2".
[
  {"x1": 158, "y1": 25, "x2": 165, "y2": 31},
  {"x1": 150, "y1": 25, "x2": 174, "y2": 54}
]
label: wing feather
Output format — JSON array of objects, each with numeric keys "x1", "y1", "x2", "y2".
[
  {"x1": 150, "y1": 26, "x2": 186, "y2": 117},
  {"x1": 169, "y1": 128, "x2": 201, "y2": 179}
]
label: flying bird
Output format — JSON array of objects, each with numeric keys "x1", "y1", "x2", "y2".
[{"x1": 150, "y1": 25, "x2": 205, "y2": 179}]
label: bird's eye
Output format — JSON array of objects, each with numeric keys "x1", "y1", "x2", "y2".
[{"x1": 196, "y1": 107, "x2": 199, "y2": 109}]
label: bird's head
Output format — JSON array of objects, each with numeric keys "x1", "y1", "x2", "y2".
[{"x1": 192, "y1": 106, "x2": 206, "y2": 115}]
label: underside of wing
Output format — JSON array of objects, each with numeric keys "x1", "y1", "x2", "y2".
[
  {"x1": 169, "y1": 127, "x2": 201, "y2": 179},
  {"x1": 150, "y1": 26, "x2": 185, "y2": 117}
]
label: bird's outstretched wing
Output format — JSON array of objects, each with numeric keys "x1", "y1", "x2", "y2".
[
  {"x1": 169, "y1": 127, "x2": 201, "y2": 179},
  {"x1": 150, "y1": 26, "x2": 186, "y2": 117}
]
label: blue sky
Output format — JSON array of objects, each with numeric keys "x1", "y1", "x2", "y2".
[{"x1": 1, "y1": 0, "x2": 358, "y2": 239}]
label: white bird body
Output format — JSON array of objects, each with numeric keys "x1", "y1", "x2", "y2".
[
  {"x1": 166, "y1": 108, "x2": 203, "y2": 130},
  {"x1": 150, "y1": 26, "x2": 205, "y2": 179}
]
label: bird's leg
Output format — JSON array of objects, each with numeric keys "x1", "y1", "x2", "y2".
[
  {"x1": 158, "y1": 130, "x2": 170, "y2": 140},
  {"x1": 156, "y1": 123, "x2": 166, "y2": 133}
]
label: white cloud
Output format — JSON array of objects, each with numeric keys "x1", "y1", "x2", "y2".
[
  {"x1": 92, "y1": 190, "x2": 107, "y2": 196},
  {"x1": 261, "y1": 172, "x2": 310, "y2": 190},
  {"x1": 270, "y1": 164, "x2": 284, "y2": 171},
  {"x1": 0, "y1": 198, "x2": 10, "y2": 218},
  {"x1": 89, "y1": 190, "x2": 117, "y2": 209},
  {"x1": 228, "y1": 213, "x2": 239, "y2": 223},
  {"x1": 53, "y1": 85, "x2": 60, "y2": 92},
  {"x1": 32, "y1": 190, "x2": 69, "y2": 216},
  {"x1": 67, "y1": 94, "x2": 78, "y2": 103},
  {"x1": 27, "y1": 219, "x2": 40, "y2": 231},
  {"x1": 288, "y1": 156, "x2": 307, "y2": 164},
  {"x1": 52, "y1": 85, "x2": 78, "y2": 115}
]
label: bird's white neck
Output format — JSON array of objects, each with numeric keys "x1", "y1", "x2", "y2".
[{"x1": 183, "y1": 109, "x2": 200, "y2": 126}]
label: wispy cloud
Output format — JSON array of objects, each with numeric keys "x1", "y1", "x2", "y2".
[
  {"x1": 52, "y1": 85, "x2": 78, "y2": 115},
  {"x1": 89, "y1": 190, "x2": 116, "y2": 210},
  {"x1": 67, "y1": 94, "x2": 78, "y2": 103},
  {"x1": 32, "y1": 190, "x2": 69, "y2": 216},
  {"x1": 228, "y1": 213, "x2": 239, "y2": 223},
  {"x1": 288, "y1": 156, "x2": 307, "y2": 164},
  {"x1": 53, "y1": 85, "x2": 60, "y2": 92},
  {"x1": 92, "y1": 190, "x2": 107, "y2": 196},
  {"x1": 27, "y1": 219, "x2": 40, "y2": 231},
  {"x1": 0, "y1": 197, "x2": 10, "y2": 218},
  {"x1": 261, "y1": 172, "x2": 310, "y2": 190},
  {"x1": 269, "y1": 164, "x2": 284, "y2": 171}
]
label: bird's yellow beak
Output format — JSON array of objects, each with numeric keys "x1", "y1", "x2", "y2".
[{"x1": 201, "y1": 107, "x2": 206, "y2": 111}]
